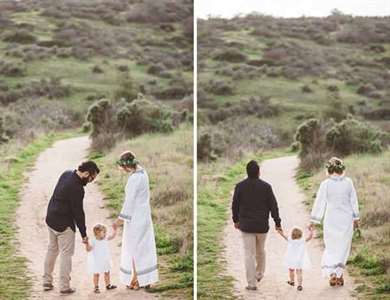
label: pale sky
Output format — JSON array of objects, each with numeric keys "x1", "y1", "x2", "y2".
[{"x1": 197, "y1": 0, "x2": 390, "y2": 19}]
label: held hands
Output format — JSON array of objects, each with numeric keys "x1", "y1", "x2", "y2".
[
  {"x1": 82, "y1": 236, "x2": 89, "y2": 244},
  {"x1": 234, "y1": 222, "x2": 240, "y2": 229}
]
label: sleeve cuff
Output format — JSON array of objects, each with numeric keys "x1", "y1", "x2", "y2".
[
  {"x1": 119, "y1": 213, "x2": 132, "y2": 221},
  {"x1": 310, "y1": 216, "x2": 321, "y2": 224}
]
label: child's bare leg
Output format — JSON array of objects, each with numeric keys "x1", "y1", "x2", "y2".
[
  {"x1": 289, "y1": 268, "x2": 295, "y2": 282},
  {"x1": 104, "y1": 272, "x2": 110, "y2": 286},
  {"x1": 93, "y1": 273, "x2": 99, "y2": 287},
  {"x1": 296, "y1": 269, "x2": 303, "y2": 286}
]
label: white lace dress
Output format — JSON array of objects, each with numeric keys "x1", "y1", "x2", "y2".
[
  {"x1": 284, "y1": 237, "x2": 311, "y2": 270},
  {"x1": 87, "y1": 238, "x2": 111, "y2": 274}
]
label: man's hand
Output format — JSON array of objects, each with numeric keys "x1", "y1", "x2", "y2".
[
  {"x1": 275, "y1": 225, "x2": 282, "y2": 233},
  {"x1": 234, "y1": 222, "x2": 240, "y2": 229},
  {"x1": 353, "y1": 220, "x2": 360, "y2": 230},
  {"x1": 82, "y1": 236, "x2": 88, "y2": 244}
]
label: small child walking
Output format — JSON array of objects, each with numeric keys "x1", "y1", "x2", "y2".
[
  {"x1": 277, "y1": 226, "x2": 313, "y2": 291},
  {"x1": 85, "y1": 223, "x2": 117, "y2": 293}
]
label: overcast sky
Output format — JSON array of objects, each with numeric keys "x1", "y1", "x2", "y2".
[{"x1": 197, "y1": 0, "x2": 390, "y2": 19}]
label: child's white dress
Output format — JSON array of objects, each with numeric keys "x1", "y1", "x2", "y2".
[
  {"x1": 87, "y1": 238, "x2": 111, "y2": 274},
  {"x1": 284, "y1": 237, "x2": 311, "y2": 270}
]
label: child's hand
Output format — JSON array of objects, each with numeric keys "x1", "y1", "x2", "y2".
[{"x1": 107, "y1": 229, "x2": 117, "y2": 241}]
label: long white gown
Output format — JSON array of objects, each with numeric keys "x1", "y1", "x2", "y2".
[
  {"x1": 119, "y1": 167, "x2": 159, "y2": 286},
  {"x1": 310, "y1": 175, "x2": 360, "y2": 278}
]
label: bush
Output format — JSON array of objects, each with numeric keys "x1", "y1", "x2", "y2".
[
  {"x1": 213, "y1": 48, "x2": 247, "y2": 63},
  {"x1": 92, "y1": 65, "x2": 104, "y2": 74},
  {"x1": 205, "y1": 80, "x2": 234, "y2": 96},
  {"x1": 357, "y1": 83, "x2": 376, "y2": 97},
  {"x1": 86, "y1": 99, "x2": 115, "y2": 138},
  {"x1": 147, "y1": 64, "x2": 165, "y2": 76},
  {"x1": 295, "y1": 117, "x2": 385, "y2": 170},
  {"x1": 197, "y1": 132, "x2": 216, "y2": 161},
  {"x1": 325, "y1": 117, "x2": 384, "y2": 156},
  {"x1": 0, "y1": 116, "x2": 10, "y2": 144},
  {"x1": 301, "y1": 85, "x2": 313, "y2": 93},
  {"x1": 113, "y1": 73, "x2": 138, "y2": 101},
  {"x1": 0, "y1": 61, "x2": 26, "y2": 77},
  {"x1": 116, "y1": 97, "x2": 174, "y2": 137},
  {"x1": 153, "y1": 86, "x2": 188, "y2": 100},
  {"x1": 3, "y1": 29, "x2": 36, "y2": 44}
]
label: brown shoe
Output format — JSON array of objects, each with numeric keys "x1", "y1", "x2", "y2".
[
  {"x1": 245, "y1": 286, "x2": 257, "y2": 291},
  {"x1": 60, "y1": 288, "x2": 76, "y2": 294},
  {"x1": 43, "y1": 283, "x2": 54, "y2": 291}
]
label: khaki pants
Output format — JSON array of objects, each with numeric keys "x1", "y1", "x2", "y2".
[
  {"x1": 43, "y1": 226, "x2": 75, "y2": 290},
  {"x1": 241, "y1": 231, "x2": 267, "y2": 287}
]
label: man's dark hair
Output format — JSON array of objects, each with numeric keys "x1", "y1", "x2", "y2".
[
  {"x1": 246, "y1": 160, "x2": 259, "y2": 178},
  {"x1": 78, "y1": 161, "x2": 100, "y2": 174}
]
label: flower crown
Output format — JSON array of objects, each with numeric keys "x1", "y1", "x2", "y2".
[
  {"x1": 116, "y1": 158, "x2": 138, "y2": 167},
  {"x1": 325, "y1": 158, "x2": 345, "y2": 172}
]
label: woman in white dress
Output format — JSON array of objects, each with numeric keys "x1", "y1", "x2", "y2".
[
  {"x1": 112, "y1": 151, "x2": 159, "y2": 290},
  {"x1": 309, "y1": 157, "x2": 360, "y2": 287}
]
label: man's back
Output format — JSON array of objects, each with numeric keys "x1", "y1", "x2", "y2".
[
  {"x1": 46, "y1": 170, "x2": 86, "y2": 237},
  {"x1": 232, "y1": 177, "x2": 281, "y2": 233}
]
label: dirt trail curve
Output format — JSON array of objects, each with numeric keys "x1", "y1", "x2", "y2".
[
  {"x1": 16, "y1": 136, "x2": 156, "y2": 300},
  {"x1": 223, "y1": 155, "x2": 356, "y2": 300}
]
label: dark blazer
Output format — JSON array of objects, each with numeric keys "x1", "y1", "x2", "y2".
[
  {"x1": 45, "y1": 170, "x2": 87, "y2": 238},
  {"x1": 232, "y1": 177, "x2": 281, "y2": 233}
]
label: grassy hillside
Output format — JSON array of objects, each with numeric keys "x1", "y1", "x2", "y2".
[
  {"x1": 297, "y1": 151, "x2": 390, "y2": 298},
  {"x1": 0, "y1": 0, "x2": 193, "y2": 142},
  {"x1": 198, "y1": 13, "x2": 390, "y2": 160},
  {"x1": 91, "y1": 125, "x2": 193, "y2": 299}
]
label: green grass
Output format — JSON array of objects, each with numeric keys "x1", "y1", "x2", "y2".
[
  {"x1": 0, "y1": 131, "x2": 78, "y2": 300},
  {"x1": 296, "y1": 150, "x2": 390, "y2": 299},
  {"x1": 89, "y1": 125, "x2": 193, "y2": 299},
  {"x1": 197, "y1": 148, "x2": 290, "y2": 299}
]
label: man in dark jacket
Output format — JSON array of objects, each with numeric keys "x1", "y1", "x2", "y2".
[
  {"x1": 232, "y1": 160, "x2": 282, "y2": 290},
  {"x1": 43, "y1": 161, "x2": 100, "y2": 294}
]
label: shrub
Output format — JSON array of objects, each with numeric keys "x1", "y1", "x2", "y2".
[
  {"x1": 0, "y1": 116, "x2": 9, "y2": 144},
  {"x1": 113, "y1": 73, "x2": 138, "y2": 101},
  {"x1": 92, "y1": 65, "x2": 104, "y2": 74},
  {"x1": 197, "y1": 132, "x2": 216, "y2": 161},
  {"x1": 301, "y1": 85, "x2": 313, "y2": 93},
  {"x1": 213, "y1": 48, "x2": 247, "y2": 63},
  {"x1": 147, "y1": 64, "x2": 165, "y2": 76},
  {"x1": 3, "y1": 29, "x2": 36, "y2": 44},
  {"x1": 0, "y1": 61, "x2": 26, "y2": 77},
  {"x1": 205, "y1": 80, "x2": 234, "y2": 96},
  {"x1": 357, "y1": 83, "x2": 376, "y2": 97},
  {"x1": 153, "y1": 86, "x2": 188, "y2": 100},
  {"x1": 86, "y1": 99, "x2": 115, "y2": 138},
  {"x1": 325, "y1": 117, "x2": 384, "y2": 156},
  {"x1": 116, "y1": 98, "x2": 174, "y2": 137}
]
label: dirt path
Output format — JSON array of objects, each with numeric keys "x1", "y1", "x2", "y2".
[
  {"x1": 16, "y1": 136, "x2": 156, "y2": 300},
  {"x1": 223, "y1": 155, "x2": 357, "y2": 300}
]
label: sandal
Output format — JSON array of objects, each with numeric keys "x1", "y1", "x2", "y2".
[
  {"x1": 336, "y1": 276, "x2": 344, "y2": 286},
  {"x1": 127, "y1": 280, "x2": 140, "y2": 291},
  {"x1": 329, "y1": 274, "x2": 337, "y2": 287},
  {"x1": 106, "y1": 284, "x2": 117, "y2": 290},
  {"x1": 287, "y1": 281, "x2": 295, "y2": 286},
  {"x1": 94, "y1": 286, "x2": 100, "y2": 294},
  {"x1": 297, "y1": 285, "x2": 303, "y2": 291}
]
